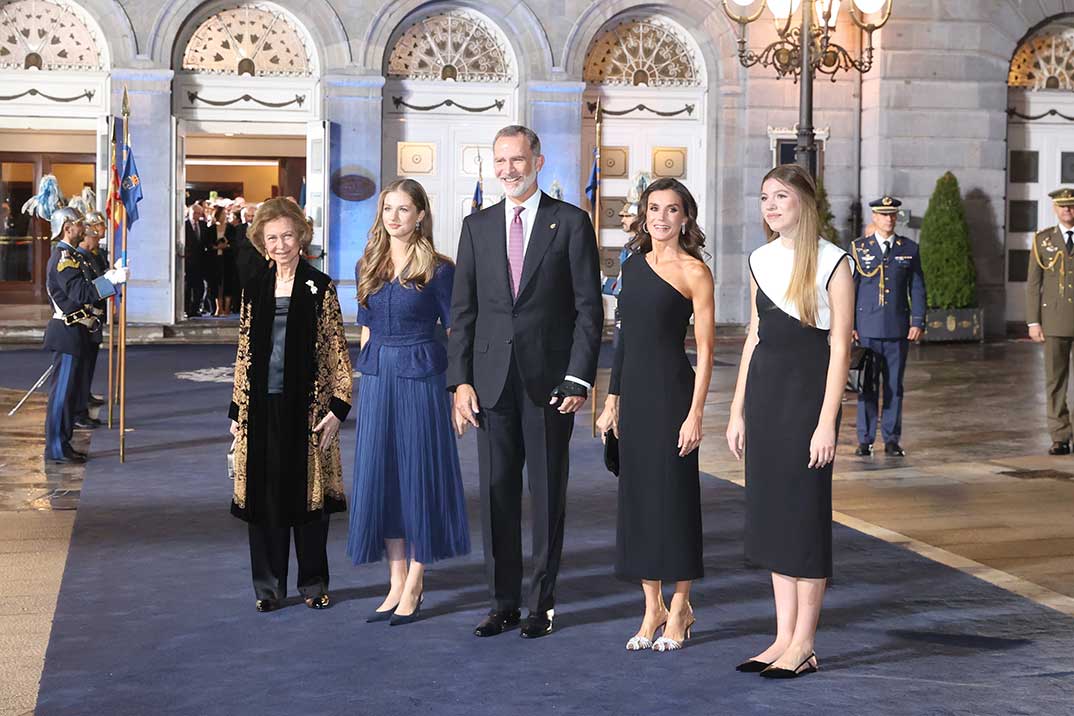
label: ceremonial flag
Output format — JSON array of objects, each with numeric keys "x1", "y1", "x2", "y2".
[
  {"x1": 470, "y1": 177, "x2": 483, "y2": 214},
  {"x1": 105, "y1": 117, "x2": 123, "y2": 227},
  {"x1": 585, "y1": 147, "x2": 599, "y2": 210},
  {"x1": 299, "y1": 176, "x2": 306, "y2": 208},
  {"x1": 119, "y1": 145, "x2": 143, "y2": 229}
]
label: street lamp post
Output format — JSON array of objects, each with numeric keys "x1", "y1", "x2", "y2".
[{"x1": 722, "y1": 0, "x2": 894, "y2": 177}]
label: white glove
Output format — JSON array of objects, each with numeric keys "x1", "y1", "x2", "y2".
[{"x1": 104, "y1": 267, "x2": 129, "y2": 285}]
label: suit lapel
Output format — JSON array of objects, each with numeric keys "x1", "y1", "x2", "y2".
[{"x1": 516, "y1": 192, "x2": 559, "y2": 301}]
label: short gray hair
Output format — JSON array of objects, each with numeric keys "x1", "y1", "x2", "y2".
[{"x1": 494, "y1": 125, "x2": 541, "y2": 156}]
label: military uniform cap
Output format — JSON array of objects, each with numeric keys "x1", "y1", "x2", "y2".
[
  {"x1": 869, "y1": 195, "x2": 901, "y2": 215},
  {"x1": 1049, "y1": 187, "x2": 1074, "y2": 207}
]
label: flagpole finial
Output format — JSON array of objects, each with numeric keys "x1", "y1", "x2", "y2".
[{"x1": 122, "y1": 86, "x2": 130, "y2": 118}]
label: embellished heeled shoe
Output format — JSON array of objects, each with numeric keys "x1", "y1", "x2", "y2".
[
  {"x1": 389, "y1": 593, "x2": 424, "y2": 626},
  {"x1": 625, "y1": 615, "x2": 668, "y2": 651},
  {"x1": 304, "y1": 594, "x2": 331, "y2": 610},
  {"x1": 255, "y1": 599, "x2": 279, "y2": 613},
  {"x1": 652, "y1": 616, "x2": 695, "y2": 652},
  {"x1": 760, "y1": 652, "x2": 818, "y2": 679}
]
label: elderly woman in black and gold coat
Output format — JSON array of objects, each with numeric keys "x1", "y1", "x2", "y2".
[{"x1": 228, "y1": 197, "x2": 352, "y2": 612}]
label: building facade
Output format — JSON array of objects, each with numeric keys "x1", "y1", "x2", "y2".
[{"x1": 0, "y1": 0, "x2": 1072, "y2": 333}]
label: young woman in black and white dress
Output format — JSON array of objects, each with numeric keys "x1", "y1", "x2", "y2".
[{"x1": 725, "y1": 164, "x2": 854, "y2": 678}]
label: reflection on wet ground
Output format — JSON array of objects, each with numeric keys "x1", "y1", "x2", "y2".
[{"x1": 0, "y1": 388, "x2": 86, "y2": 512}]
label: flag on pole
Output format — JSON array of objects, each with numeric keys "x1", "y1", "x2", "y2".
[
  {"x1": 470, "y1": 155, "x2": 484, "y2": 214},
  {"x1": 299, "y1": 177, "x2": 307, "y2": 209},
  {"x1": 119, "y1": 145, "x2": 143, "y2": 229},
  {"x1": 105, "y1": 118, "x2": 123, "y2": 228},
  {"x1": 585, "y1": 147, "x2": 600, "y2": 211}
]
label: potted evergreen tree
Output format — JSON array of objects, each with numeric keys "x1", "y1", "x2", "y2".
[
  {"x1": 918, "y1": 171, "x2": 983, "y2": 341},
  {"x1": 816, "y1": 179, "x2": 843, "y2": 248}
]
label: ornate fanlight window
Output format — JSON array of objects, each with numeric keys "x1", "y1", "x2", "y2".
[
  {"x1": 181, "y1": 3, "x2": 313, "y2": 77},
  {"x1": 1009, "y1": 18, "x2": 1074, "y2": 91},
  {"x1": 0, "y1": 0, "x2": 104, "y2": 71},
  {"x1": 584, "y1": 17, "x2": 703, "y2": 88},
  {"x1": 387, "y1": 9, "x2": 515, "y2": 83}
]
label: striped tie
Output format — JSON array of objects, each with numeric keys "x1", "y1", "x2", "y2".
[{"x1": 508, "y1": 206, "x2": 525, "y2": 299}]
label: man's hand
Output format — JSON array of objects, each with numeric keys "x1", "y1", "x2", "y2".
[
  {"x1": 453, "y1": 384, "x2": 481, "y2": 436},
  {"x1": 907, "y1": 326, "x2": 923, "y2": 342},
  {"x1": 313, "y1": 413, "x2": 341, "y2": 454},
  {"x1": 1029, "y1": 324, "x2": 1046, "y2": 343},
  {"x1": 549, "y1": 381, "x2": 587, "y2": 414}
]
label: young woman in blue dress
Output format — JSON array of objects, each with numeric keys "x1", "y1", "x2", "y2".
[{"x1": 347, "y1": 179, "x2": 470, "y2": 626}]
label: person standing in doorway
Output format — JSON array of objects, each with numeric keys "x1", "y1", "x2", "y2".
[
  {"x1": 448, "y1": 125, "x2": 603, "y2": 640},
  {"x1": 1026, "y1": 187, "x2": 1074, "y2": 454},
  {"x1": 849, "y1": 196, "x2": 926, "y2": 457}
]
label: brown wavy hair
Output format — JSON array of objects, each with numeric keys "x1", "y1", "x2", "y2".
[
  {"x1": 760, "y1": 164, "x2": 824, "y2": 327},
  {"x1": 357, "y1": 179, "x2": 450, "y2": 308},
  {"x1": 248, "y1": 198, "x2": 313, "y2": 256},
  {"x1": 627, "y1": 178, "x2": 706, "y2": 262}
]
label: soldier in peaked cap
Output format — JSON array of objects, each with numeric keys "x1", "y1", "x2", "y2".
[
  {"x1": 850, "y1": 195, "x2": 927, "y2": 458},
  {"x1": 43, "y1": 206, "x2": 129, "y2": 464},
  {"x1": 1026, "y1": 187, "x2": 1074, "y2": 455}
]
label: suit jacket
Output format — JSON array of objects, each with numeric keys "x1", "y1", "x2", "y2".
[
  {"x1": 1026, "y1": 225, "x2": 1074, "y2": 337},
  {"x1": 851, "y1": 233, "x2": 926, "y2": 339},
  {"x1": 184, "y1": 219, "x2": 203, "y2": 270},
  {"x1": 448, "y1": 192, "x2": 603, "y2": 407}
]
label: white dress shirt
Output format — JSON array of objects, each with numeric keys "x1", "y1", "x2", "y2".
[
  {"x1": 875, "y1": 232, "x2": 893, "y2": 256},
  {"x1": 503, "y1": 188, "x2": 590, "y2": 392}
]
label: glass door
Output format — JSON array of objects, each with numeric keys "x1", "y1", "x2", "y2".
[{"x1": 0, "y1": 158, "x2": 47, "y2": 304}]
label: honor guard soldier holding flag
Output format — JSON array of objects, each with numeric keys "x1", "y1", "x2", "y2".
[
  {"x1": 1026, "y1": 187, "x2": 1074, "y2": 455},
  {"x1": 71, "y1": 210, "x2": 110, "y2": 427},
  {"x1": 43, "y1": 207, "x2": 129, "y2": 464},
  {"x1": 850, "y1": 195, "x2": 927, "y2": 457}
]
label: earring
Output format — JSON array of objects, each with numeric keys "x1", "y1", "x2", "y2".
[
  {"x1": 640, "y1": 222, "x2": 648, "y2": 234},
  {"x1": 417, "y1": 221, "x2": 422, "y2": 231}
]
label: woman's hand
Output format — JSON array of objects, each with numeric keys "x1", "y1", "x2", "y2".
[
  {"x1": 725, "y1": 413, "x2": 745, "y2": 460},
  {"x1": 313, "y1": 412, "x2": 342, "y2": 454},
  {"x1": 595, "y1": 396, "x2": 619, "y2": 443},
  {"x1": 678, "y1": 411, "x2": 703, "y2": 457},
  {"x1": 808, "y1": 421, "x2": 837, "y2": 469}
]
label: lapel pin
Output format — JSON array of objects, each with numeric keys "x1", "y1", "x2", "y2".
[{"x1": 550, "y1": 223, "x2": 557, "y2": 229}]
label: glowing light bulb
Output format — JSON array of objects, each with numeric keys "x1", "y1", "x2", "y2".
[
  {"x1": 767, "y1": 0, "x2": 802, "y2": 19},
  {"x1": 852, "y1": 0, "x2": 887, "y2": 14},
  {"x1": 815, "y1": 0, "x2": 841, "y2": 26}
]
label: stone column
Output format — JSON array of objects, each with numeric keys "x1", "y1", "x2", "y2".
[
  {"x1": 110, "y1": 68, "x2": 175, "y2": 325},
  {"x1": 323, "y1": 73, "x2": 385, "y2": 321},
  {"x1": 526, "y1": 80, "x2": 586, "y2": 206}
]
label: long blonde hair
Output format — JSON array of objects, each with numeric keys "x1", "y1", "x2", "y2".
[
  {"x1": 357, "y1": 179, "x2": 449, "y2": 307},
  {"x1": 762, "y1": 164, "x2": 823, "y2": 327}
]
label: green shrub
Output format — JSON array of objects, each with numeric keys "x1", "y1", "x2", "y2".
[
  {"x1": 919, "y1": 171, "x2": 976, "y2": 309},
  {"x1": 816, "y1": 179, "x2": 842, "y2": 247}
]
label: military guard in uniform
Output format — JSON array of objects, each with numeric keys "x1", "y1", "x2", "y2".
[
  {"x1": 850, "y1": 196, "x2": 927, "y2": 457},
  {"x1": 71, "y1": 210, "x2": 110, "y2": 427},
  {"x1": 43, "y1": 207, "x2": 128, "y2": 464},
  {"x1": 1026, "y1": 187, "x2": 1074, "y2": 454}
]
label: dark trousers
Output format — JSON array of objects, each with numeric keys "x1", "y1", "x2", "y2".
[
  {"x1": 1044, "y1": 336, "x2": 1074, "y2": 442},
  {"x1": 184, "y1": 265, "x2": 204, "y2": 316},
  {"x1": 476, "y1": 356, "x2": 574, "y2": 615},
  {"x1": 856, "y1": 337, "x2": 909, "y2": 444},
  {"x1": 248, "y1": 517, "x2": 330, "y2": 601},
  {"x1": 45, "y1": 351, "x2": 81, "y2": 459},
  {"x1": 74, "y1": 342, "x2": 100, "y2": 420}
]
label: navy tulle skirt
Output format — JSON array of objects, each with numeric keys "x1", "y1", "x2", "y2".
[{"x1": 346, "y1": 345, "x2": 470, "y2": 565}]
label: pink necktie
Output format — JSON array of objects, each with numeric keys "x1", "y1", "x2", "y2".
[{"x1": 508, "y1": 206, "x2": 525, "y2": 299}]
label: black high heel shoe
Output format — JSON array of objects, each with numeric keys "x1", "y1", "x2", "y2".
[
  {"x1": 389, "y1": 593, "x2": 424, "y2": 626},
  {"x1": 366, "y1": 604, "x2": 398, "y2": 623},
  {"x1": 759, "y1": 652, "x2": 817, "y2": 679},
  {"x1": 735, "y1": 659, "x2": 772, "y2": 673}
]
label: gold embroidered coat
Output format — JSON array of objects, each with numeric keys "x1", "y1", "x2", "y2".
[
  {"x1": 229, "y1": 259, "x2": 352, "y2": 524},
  {"x1": 1026, "y1": 226, "x2": 1074, "y2": 338}
]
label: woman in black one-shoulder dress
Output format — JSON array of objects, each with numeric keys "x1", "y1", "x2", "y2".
[
  {"x1": 726, "y1": 164, "x2": 853, "y2": 678},
  {"x1": 597, "y1": 178, "x2": 715, "y2": 653}
]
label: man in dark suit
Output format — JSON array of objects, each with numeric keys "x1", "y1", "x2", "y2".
[
  {"x1": 449, "y1": 125, "x2": 603, "y2": 639},
  {"x1": 850, "y1": 196, "x2": 927, "y2": 457},
  {"x1": 184, "y1": 202, "x2": 205, "y2": 317}
]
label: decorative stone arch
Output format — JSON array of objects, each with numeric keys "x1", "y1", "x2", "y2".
[
  {"x1": 148, "y1": 0, "x2": 351, "y2": 73},
  {"x1": 582, "y1": 15, "x2": 706, "y2": 88},
  {"x1": 0, "y1": 0, "x2": 135, "y2": 70},
  {"x1": 385, "y1": 7, "x2": 516, "y2": 83},
  {"x1": 1008, "y1": 14, "x2": 1074, "y2": 91},
  {"x1": 361, "y1": 0, "x2": 553, "y2": 84},
  {"x1": 563, "y1": 0, "x2": 743, "y2": 89}
]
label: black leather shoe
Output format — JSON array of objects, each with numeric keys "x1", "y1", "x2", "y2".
[
  {"x1": 884, "y1": 442, "x2": 906, "y2": 457},
  {"x1": 474, "y1": 609, "x2": 521, "y2": 637},
  {"x1": 256, "y1": 599, "x2": 280, "y2": 612},
  {"x1": 46, "y1": 453, "x2": 86, "y2": 465},
  {"x1": 74, "y1": 416, "x2": 102, "y2": 429},
  {"x1": 854, "y1": 443, "x2": 872, "y2": 456},
  {"x1": 736, "y1": 659, "x2": 771, "y2": 673},
  {"x1": 1049, "y1": 441, "x2": 1071, "y2": 455},
  {"x1": 520, "y1": 613, "x2": 553, "y2": 639}
]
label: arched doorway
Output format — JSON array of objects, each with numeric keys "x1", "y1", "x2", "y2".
[
  {"x1": 381, "y1": 7, "x2": 519, "y2": 260},
  {"x1": 1006, "y1": 15, "x2": 1074, "y2": 325},
  {"x1": 171, "y1": 1, "x2": 326, "y2": 320},
  {"x1": 0, "y1": 0, "x2": 111, "y2": 306},
  {"x1": 581, "y1": 14, "x2": 708, "y2": 318}
]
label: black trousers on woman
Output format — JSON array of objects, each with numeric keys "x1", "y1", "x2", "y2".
[{"x1": 246, "y1": 394, "x2": 330, "y2": 601}]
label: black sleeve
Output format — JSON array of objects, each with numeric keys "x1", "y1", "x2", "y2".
[
  {"x1": 564, "y1": 208, "x2": 604, "y2": 385},
  {"x1": 447, "y1": 218, "x2": 478, "y2": 390}
]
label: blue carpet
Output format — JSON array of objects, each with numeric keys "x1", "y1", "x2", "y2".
[{"x1": 5, "y1": 346, "x2": 1072, "y2": 715}]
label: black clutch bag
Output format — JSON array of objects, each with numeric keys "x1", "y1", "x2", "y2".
[
  {"x1": 603, "y1": 431, "x2": 620, "y2": 477},
  {"x1": 847, "y1": 345, "x2": 880, "y2": 395}
]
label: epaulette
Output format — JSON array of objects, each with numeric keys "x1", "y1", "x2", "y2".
[{"x1": 57, "y1": 250, "x2": 80, "y2": 272}]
